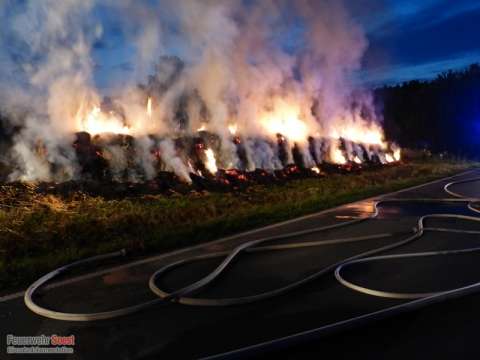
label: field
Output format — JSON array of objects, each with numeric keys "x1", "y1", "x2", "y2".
[{"x1": 0, "y1": 157, "x2": 476, "y2": 292}]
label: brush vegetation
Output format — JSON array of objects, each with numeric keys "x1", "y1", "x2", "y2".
[{"x1": 0, "y1": 158, "x2": 477, "y2": 291}]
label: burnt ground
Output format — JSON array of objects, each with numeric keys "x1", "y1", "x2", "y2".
[{"x1": 3, "y1": 163, "x2": 370, "y2": 200}]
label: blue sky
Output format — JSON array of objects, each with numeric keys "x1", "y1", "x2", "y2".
[
  {"x1": 89, "y1": 0, "x2": 480, "y2": 89},
  {"x1": 5, "y1": 0, "x2": 476, "y2": 90},
  {"x1": 350, "y1": 0, "x2": 480, "y2": 84}
]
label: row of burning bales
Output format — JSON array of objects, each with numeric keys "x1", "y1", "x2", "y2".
[{"x1": 72, "y1": 128, "x2": 401, "y2": 191}]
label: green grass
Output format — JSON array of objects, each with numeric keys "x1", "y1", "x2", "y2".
[{"x1": 0, "y1": 158, "x2": 477, "y2": 292}]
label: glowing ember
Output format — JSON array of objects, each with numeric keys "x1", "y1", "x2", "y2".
[
  {"x1": 385, "y1": 154, "x2": 395, "y2": 163},
  {"x1": 81, "y1": 107, "x2": 130, "y2": 135},
  {"x1": 311, "y1": 166, "x2": 321, "y2": 174},
  {"x1": 353, "y1": 156, "x2": 362, "y2": 164},
  {"x1": 205, "y1": 149, "x2": 218, "y2": 174}
]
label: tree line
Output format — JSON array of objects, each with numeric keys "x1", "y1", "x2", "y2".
[{"x1": 375, "y1": 63, "x2": 480, "y2": 158}]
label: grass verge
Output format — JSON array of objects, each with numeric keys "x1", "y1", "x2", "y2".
[{"x1": 0, "y1": 158, "x2": 477, "y2": 292}]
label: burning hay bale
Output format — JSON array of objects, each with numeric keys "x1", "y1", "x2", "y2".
[
  {"x1": 25, "y1": 128, "x2": 395, "y2": 198},
  {"x1": 0, "y1": 112, "x2": 402, "y2": 199},
  {"x1": 72, "y1": 129, "x2": 399, "y2": 178},
  {"x1": 0, "y1": 126, "x2": 401, "y2": 200},
  {"x1": 0, "y1": 1, "x2": 402, "y2": 189}
]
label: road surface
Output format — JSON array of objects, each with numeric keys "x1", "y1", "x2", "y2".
[{"x1": 2, "y1": 169, "x2": 480, "y2": 359}]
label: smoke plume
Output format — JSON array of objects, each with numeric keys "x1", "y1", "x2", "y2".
[{"x1": 0, "y1": 0, "x2": 397, "y2": 183}]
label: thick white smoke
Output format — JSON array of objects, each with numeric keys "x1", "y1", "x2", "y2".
[{"x1": 0, "y1": 0, "x2": 394, "y2": 183}]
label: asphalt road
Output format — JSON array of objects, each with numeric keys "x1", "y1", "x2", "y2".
[{"x1": 2, "y1": 169, "x2": 480, "y2": 359}]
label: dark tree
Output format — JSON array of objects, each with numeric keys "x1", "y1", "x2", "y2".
[{"x1": 376, "y1": 63, "x2": 480, "y2": 158}]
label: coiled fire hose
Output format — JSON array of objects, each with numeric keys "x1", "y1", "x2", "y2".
[{"x1": 23, "y1": 174, "x2": 480, "y2": 352}]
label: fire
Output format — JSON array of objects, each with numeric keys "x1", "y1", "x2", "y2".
[
  {"x1": 260, "y1": 101, "x2": 308, "y2": 143},
  {"x1": 385, "y1": 148, "x2": 401, "y2": 163},
  {"x1": 147, "y1": 97, "x2": 152, "y2": 118},
  {"x1": 205, "y1": 149, "x2": 218, "y2": 174},
  {"x1": 394, "y1": 148, "x2": 401, "y2": 161},
  {"x1": 81, "y1": 107, "x2": 130, "y2": 135},
  {"x1": 330, "y1": 122, "x2": 385, "y2": 147},
  {"x1": 311, "y1": 166, "x2": 321, "y2": 174},
  {"x1": 5, "y1": 1, "x2": 406, "y2": 185},
  {"x1": 331, "y1": 147, "x2": 347, "y2": 165},
  {"x1": 228, "y1": 124, "x2": 238, "y2": 135}
]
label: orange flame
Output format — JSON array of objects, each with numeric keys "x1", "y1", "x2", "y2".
[
  {"x1": 147, "y1": 97, "x2": 152, "y2": 118},
  {"x1": 394, "y1": 148, "x2": 401, "y2": 161},
  {"x1": 81, "y1": 107, "x2": 130, "y2": 135},
  {"x1": 205, "y1": 148, "x2": 218, "y2": 174},
  {"x1": 331, "y1": 147, "x2": 347, "y2": 165},
  {"x1": 228, "y1": 124, "x2": 238, "y2": 135},
  {"x1": 260, "y1": 101, "x2": 308, "y2": 143}
]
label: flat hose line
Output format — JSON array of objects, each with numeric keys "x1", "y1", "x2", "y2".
[{"x1": 21, "y1": 175, "x2": 480, "y2": 355}]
